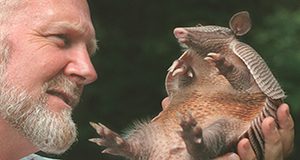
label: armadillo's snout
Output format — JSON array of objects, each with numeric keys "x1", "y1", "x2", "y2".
[{"x1": 174, "y1": 28, "x2": 189, "y2": 43}]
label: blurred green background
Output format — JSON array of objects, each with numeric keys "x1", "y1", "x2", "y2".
[{"x1": 45, "y1": 0, "x2": 300, "y2": 159}]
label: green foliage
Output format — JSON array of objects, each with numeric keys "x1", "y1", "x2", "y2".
[
  {"x1": 56, "y1": 1, "x2": 300, "y2": 159},
  {"x1": 251, "y1": 8, "x2": 300, "y2": 113}
]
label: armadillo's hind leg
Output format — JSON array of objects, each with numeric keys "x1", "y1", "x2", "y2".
[
  {"x1": 178, "y1": 115, "x2": 240, "y2": 159},
  {"x1": 204, "y1": 52, "x2": 259, "y2": 92},
  {"x1": 89, "y1": 122, "x2": 135, "y2": 159},
  {"x1": 177, "y1": 113, "x2": 209, "y2": 160}
]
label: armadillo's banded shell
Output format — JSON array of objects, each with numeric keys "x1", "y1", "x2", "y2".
[
  {"x1": 230, "y1": 41, "x2": 285, "y2": 99},
  {"x1": 246, "y1": 97, "x2": 279, "y2": 160}
]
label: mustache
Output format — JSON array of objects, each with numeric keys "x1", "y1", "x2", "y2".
[{"x1": 44, "y1": 74, "x2": 82, "y2": 107}]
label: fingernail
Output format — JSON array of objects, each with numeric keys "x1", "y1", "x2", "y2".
[
  {"x1": 243, "y1": 140, "x2": 250, "y2": 151},
  {"x1": 228, "y1": 153, "x2": 240, "y2": 160},
  {"x1": 285, "y1": 105, "x2": 290, "y2": 116}
]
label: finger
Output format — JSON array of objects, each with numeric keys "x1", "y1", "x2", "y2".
[
  {"x1": 161, "y1": 97, "x2": 170, "y2": 110},
  {"x1": 262, "y1": 117, "x2": 283, "y2": 160},
  {"x1": 213, "y1": 153, "x2": 240, "y2": 160},
  {"x1": 237, "y1": 138, "x2": 256, "y2": 160},
  {"x1": 277, "y1": 103, "x2": 294, "y2": 157}
]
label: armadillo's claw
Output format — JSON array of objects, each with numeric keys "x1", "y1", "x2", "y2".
[
  {"x1": 205, "y1": 52, "x2": 234, "y2": 75},
  {"x1": 167, "y1": 59, "x2": 190, "y2": 77},
  {"x1": 207, "y1": 53, "x2": 222, "y2": 60},
  {"x1": 168, "y1": 60, "x2": 180, "y2": 72},
  {"x1": 88, "y1": 138, "x2": 104, "y2": 145},
  {"x1": 89, "y1": 122, "x2": 99, "y2": 130},
  {"x1": 89, "y1": 122, "x2": 134, "y2": 158},
  {"x1": 102, "y1": 148, "x2": 119, "y2": 156},
  {"x1": 90, "y1": 122, "x2": 104, "y2": 135},
  {"x1": 204, "y1": 53, "x2": 223, "y2": 66},
  {"x1": 172, "y1": 66, "x2": 187, "y2": 77}
]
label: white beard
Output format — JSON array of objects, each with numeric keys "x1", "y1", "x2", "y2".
[{"x1": 0, "y1": 42, "x2": 78, "y2": 154}]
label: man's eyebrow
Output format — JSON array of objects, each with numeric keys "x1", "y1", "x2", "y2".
[{"x1": 43, "y1": 21, "x2": 98, "y2": 56}]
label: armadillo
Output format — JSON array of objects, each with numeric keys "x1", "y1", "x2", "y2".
[{"x1": 89, "y1": 11, "x2": 285, "y2": 160}]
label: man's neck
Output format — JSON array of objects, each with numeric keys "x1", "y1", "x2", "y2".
[{"x1": 0, "y1": 117, "x2": 38, "y2": 160}]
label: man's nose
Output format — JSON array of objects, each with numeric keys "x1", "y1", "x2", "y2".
[{"x1": 64, "y1": 46, "x2": 98, "y2": 85}]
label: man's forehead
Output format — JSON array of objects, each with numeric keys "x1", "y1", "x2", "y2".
[
  {"x1": 35, "y1": 0, "x2": 97, "y2": 55},
  {"x1": 19, "y1": 0, "x2": 98, "y2": 55}
]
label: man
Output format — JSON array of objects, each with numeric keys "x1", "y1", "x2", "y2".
[
  {"x1": 0, "y1": 0, "x2": 294, "y2": 160},
  {"x1": 0, "y1": 0, "x2": 97, "y2": 159}
]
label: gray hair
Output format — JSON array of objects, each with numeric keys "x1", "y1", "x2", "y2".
[
  {"x1": 0, "y1": 0, "x2": 24, "y2": 62},
  {"x1": 0, "y1": 0, "x2": 23, "y2": 23}
]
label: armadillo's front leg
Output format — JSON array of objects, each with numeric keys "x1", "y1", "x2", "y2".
[
  {"x1": 165, "y1": 51, "x2": 195, "y2": 97},
  {"x1": 204, "y1": 53, "x2": 258, "y2": 92},
  {"x1": 89, "y1": 122, "x2": 135, "y2": 159}
]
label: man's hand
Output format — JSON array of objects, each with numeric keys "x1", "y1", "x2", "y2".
[
  {"x1": 161, "y1": 98, "x2": 294, "y2": 160},
  {"x1": 215, "y1": 103, "x2": 294, "y2": 160},
  {"x1": 237, "y1": 103, "x2": 294, "y2": 160}
]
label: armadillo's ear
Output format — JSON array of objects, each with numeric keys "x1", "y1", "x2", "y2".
[{"x1": 229, "y1": 11, "x2": 252, "y2": 36}]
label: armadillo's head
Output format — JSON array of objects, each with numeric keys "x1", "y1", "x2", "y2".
[
  {"x1": 173, "y1": 11, "x2": 252, "y2": 54},
  {"x1": 174, "y1": 25, "x2": 234, "y2": 53}
]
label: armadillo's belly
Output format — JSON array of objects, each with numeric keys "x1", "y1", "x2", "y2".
[
  {"x1": 143, "y1": 123, "x2": 193, "y2": 160},
  {"x1": 149, "y1": 91, "x2": 266, "y2": 159}
]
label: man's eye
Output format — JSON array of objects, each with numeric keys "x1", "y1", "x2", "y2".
[{"x1": 48, "y1": 34, "x2": 70, "y2": 48}]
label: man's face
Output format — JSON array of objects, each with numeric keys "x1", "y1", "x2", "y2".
[{"x1": 0, "y1": 0, "x2": 97, "y2": 154}]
